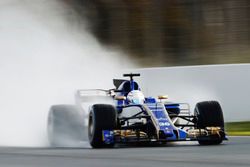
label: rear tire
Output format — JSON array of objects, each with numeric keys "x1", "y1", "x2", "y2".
[
  {"x1": 47, "y1": 105, "x2": 85, "y2": 147},
  {"x1": 194, "y1": 101, "x2": 224, "y2": 145},
  {"x1": 88, "y1": 104, "x2": 117, "y2": 148}
]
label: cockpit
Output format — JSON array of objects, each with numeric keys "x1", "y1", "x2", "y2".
[{"x1": 113, "y1": 73, "x2": 145, "y2": 105}]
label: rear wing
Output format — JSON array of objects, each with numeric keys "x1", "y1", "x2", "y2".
[
  {"x1": 74, "y1": 89, "x2": 113, "y2": 126},
  {"x1": 75, "y1": 89, "x2": 115, "y2": 123},
  {"x1": 76, "y1": 89, "x2": 110, "y2": 96},
  {"x1": 75, "y1": 89, "x2": 113, "y2": 103}
]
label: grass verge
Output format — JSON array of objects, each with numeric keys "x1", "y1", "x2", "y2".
[{"x1": 225, "y1": 121, "x2": 250, "y2": 136}]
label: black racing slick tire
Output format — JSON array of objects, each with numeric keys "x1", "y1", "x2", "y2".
[
  {"x1": 194, "y1": 101, "x2": 225, "y2": 145},
  {"x1": 47, "y1": 105, "x2": 85, "y2": 147},
  {"x1": 88, "y1": 104, "x2": 117, "y2": 148}
]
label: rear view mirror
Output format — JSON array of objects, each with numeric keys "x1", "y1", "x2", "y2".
[
  {"x1": 158, "y1": 95, "x2": 168, "y2": 100},
  {"x1": 115, "y1": 96, "x2": 126, "y2": 101}
]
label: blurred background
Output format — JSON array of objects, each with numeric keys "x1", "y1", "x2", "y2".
[
  {"x1": 0, "y1": 0, "x2": 249, "y2": 147},
  {"x1": 65, "y1": 0, "x2": 250, "y2": 67}
]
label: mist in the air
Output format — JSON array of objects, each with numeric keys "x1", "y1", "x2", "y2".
[{"x1": 0, "y1": 0, "x2": 134, "y2": 146}]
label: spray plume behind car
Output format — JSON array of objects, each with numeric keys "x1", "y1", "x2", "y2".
[{"x1": 0, "y1": 0, "x2": 134, "y2": 147}]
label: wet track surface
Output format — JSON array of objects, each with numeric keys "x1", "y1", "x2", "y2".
[{"x1": 0, "y1": 137, "x2": 249, "y2": 167}]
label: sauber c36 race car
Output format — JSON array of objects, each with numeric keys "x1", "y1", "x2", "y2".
[{"x1": 47, "y1": 73, "x2": 227, "y2": 148}]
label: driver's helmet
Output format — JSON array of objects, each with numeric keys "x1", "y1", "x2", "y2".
[{"x1": 127, "y1": 90, "x2": 145, "y2": 104}]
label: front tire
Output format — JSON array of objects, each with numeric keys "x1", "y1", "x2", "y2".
[
  {"x1": 88, "y1": 104, "x2": 117, "y2": 148},
  {"x1": 194, "y1": 101, "x2": 225, "y2": 145}
]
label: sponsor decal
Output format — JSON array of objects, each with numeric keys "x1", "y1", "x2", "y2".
[{"x1": 159, "y1": 121, "x2": 171, "y2": 127}]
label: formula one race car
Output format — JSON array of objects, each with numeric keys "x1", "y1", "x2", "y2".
[{"x1": 47, "y1": 73, "x2": 227, "y2": 148}]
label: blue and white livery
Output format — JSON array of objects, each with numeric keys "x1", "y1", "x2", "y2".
[{"x1": 85, "y1": 73, "x2": 227, "y2": 148}]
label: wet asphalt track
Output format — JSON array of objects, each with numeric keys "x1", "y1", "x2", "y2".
[{"x1": 0, "y1": 137, "x2": 249, "y2": 167}]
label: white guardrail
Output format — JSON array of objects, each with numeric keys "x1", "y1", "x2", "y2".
[{"x1": 130, "y1": 64, "x2": 250, "y2": 122}]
